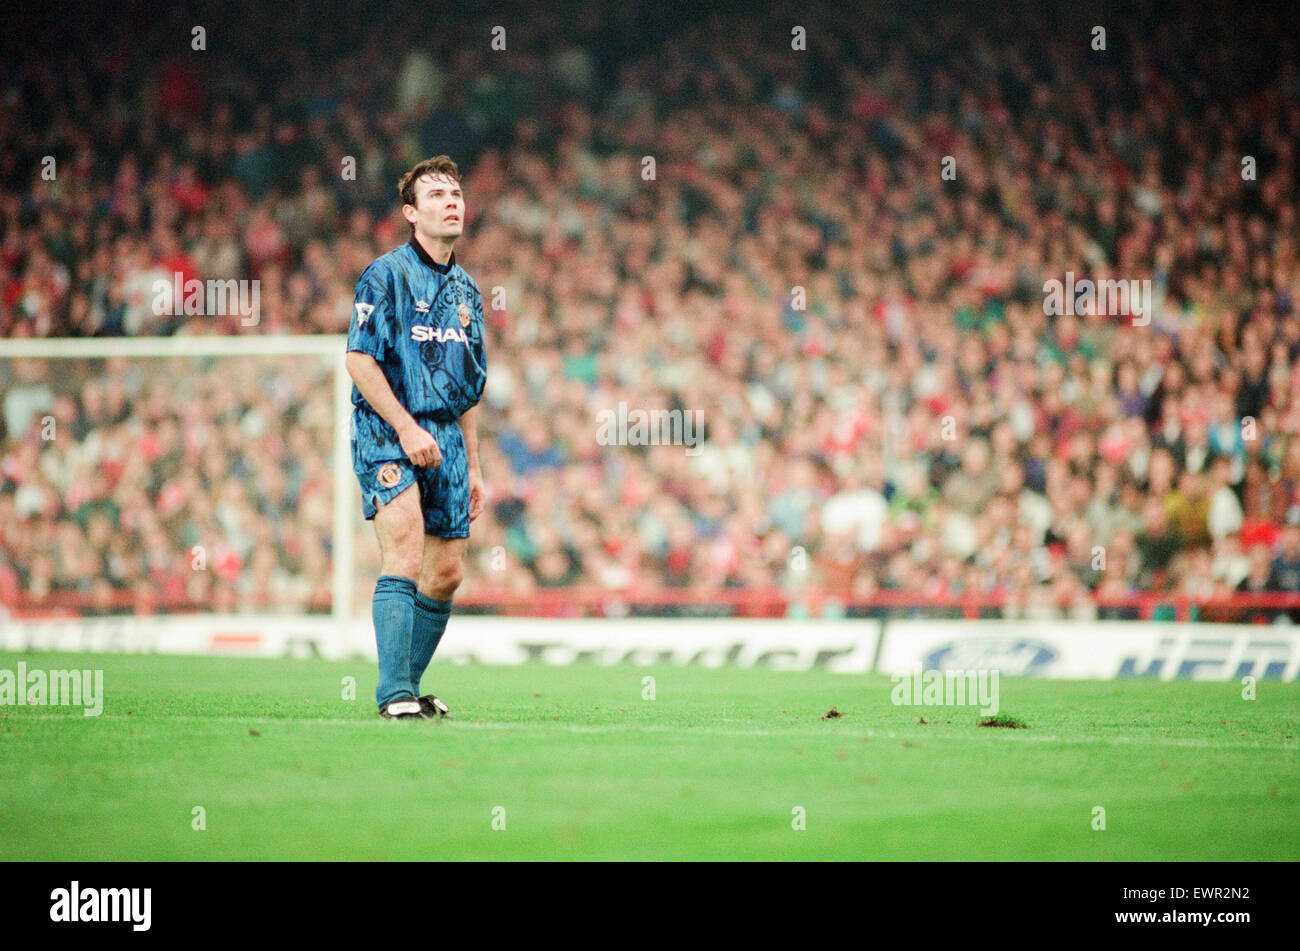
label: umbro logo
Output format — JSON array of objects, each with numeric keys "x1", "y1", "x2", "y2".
[{"x1": 414, "y1": 300, "x2": 431, "y2": 313}]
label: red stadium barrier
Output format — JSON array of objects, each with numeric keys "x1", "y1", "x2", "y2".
[{"x1": 6, "y1": 589, "x2": 1300, "y2": 622}]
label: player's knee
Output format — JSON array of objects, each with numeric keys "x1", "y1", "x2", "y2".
[
  {"x1": 425, "y1": 558, "x2": 464, "y2": 598},
  {"x1": 383, "y1": 534, "x2": 424, "y2": 580},
  {"x1": 385, "y1": 557, "x2": 423, "y2": 581}
]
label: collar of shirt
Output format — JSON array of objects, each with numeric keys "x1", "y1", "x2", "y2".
[{"x1": 408, "y1": 235, "x2": 456, "y2": 274}]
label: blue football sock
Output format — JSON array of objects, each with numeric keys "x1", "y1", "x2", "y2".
[
  {"x1": 410, "y1": 592, "x2": 453, "y2": 694},
  {"x1": 372, "y1": 575, "x2": 418, "y2": 707}
]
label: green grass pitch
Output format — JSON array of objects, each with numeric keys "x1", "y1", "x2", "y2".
[{"x1": 1, "y1": 650, "x2": 1296, "y2": 861}]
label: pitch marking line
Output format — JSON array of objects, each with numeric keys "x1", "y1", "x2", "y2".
[{"x1": 9, "y1": 713, "x2": 1299, "y2": 750}]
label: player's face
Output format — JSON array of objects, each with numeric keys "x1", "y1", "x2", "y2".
[{"x1": 406, "y1": 173, "x2": 464, "y2": 240}]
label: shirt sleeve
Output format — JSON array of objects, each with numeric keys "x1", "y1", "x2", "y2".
[
  {"x1": 346, "y1": 272, "x2": 395, "y2": 361},
  {"x1": 471, "y1": 284, "x2": 487, "y2": 391}
]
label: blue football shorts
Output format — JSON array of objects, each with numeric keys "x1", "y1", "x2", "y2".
[{"x1": 352, "y1": 412, "x2": 470, "y2": 539}]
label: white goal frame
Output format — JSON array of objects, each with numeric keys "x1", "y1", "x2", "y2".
[{"x1": 0, "y1": 335, "x2": 357, "y2": 619}]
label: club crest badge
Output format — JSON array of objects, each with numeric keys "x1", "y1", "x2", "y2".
[
  {"x1": 377, "y1": 463, "x2": 401, "y2": 488},
  {"x1": 458, "y1": 302, "x2": 470, "y2": 327}
]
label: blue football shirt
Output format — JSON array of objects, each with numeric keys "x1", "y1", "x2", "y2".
[{"x1": 347, "y1": 237, "x2": 487, "y2": 440}]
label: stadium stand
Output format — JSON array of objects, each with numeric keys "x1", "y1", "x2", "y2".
[{"x1": 2, "y1": 0, "x2": 1300, "y2": 620}]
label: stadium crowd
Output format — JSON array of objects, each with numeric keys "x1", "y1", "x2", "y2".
[{"x1": 3, "y1": 0, "x2": 1300, "y2": 617}]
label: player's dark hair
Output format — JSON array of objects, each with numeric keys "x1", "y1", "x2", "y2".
[{"x1": 398, "y1": 156, "x2": 462, "y2": 213}]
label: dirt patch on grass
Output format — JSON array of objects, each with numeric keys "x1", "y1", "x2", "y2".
[{"x1": 976, "y1": 715, "x2": 1027, "y2": 729}]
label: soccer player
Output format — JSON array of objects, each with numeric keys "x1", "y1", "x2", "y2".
[{"x1": 346, "y1": 156, "x2": 486, "y2": 720}]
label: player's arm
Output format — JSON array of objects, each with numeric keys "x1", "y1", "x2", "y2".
[
  {"x1": 458, "y1": 403, "x2": 483, "y2": 521},
  {"x1": 345, "y1": 352, "x2": 441, "y2": 467},
  {"x1": 346, "y1": 276, "x2": 440, "y2": 468}
]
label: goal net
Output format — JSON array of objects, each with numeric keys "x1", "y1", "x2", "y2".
[{"x1": 0, "y1": 335, "x2": 378, "y2": 625}]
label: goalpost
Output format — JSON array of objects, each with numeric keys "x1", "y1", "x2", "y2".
[{"x1": 0, "y1": 335, "x2": 358, "y2": 621}]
